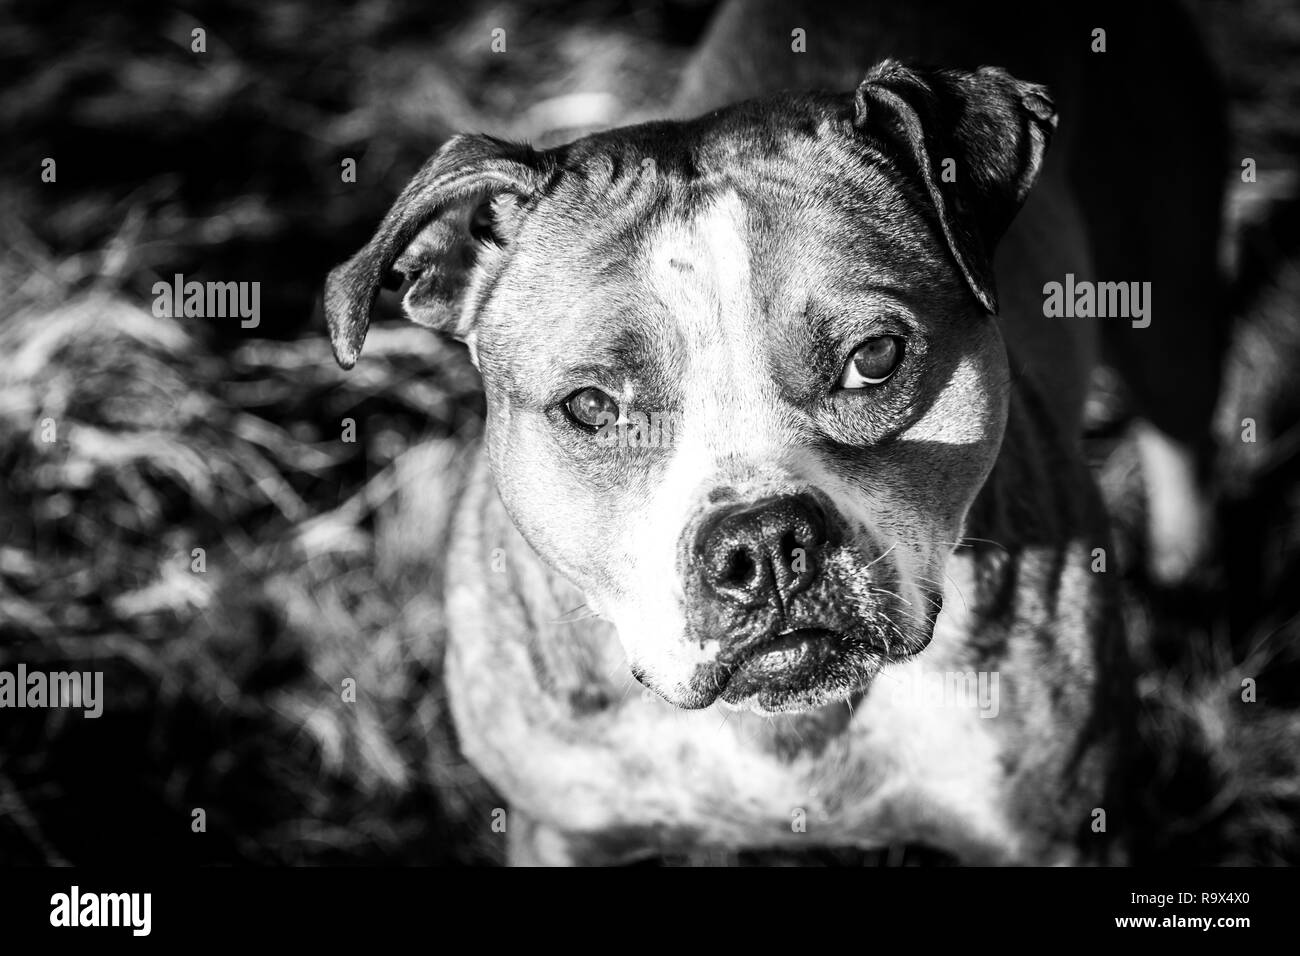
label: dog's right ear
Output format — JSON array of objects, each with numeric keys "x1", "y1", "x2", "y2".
[{"x1": 324, "y1": 134, "x2": 551, "y2": 368}]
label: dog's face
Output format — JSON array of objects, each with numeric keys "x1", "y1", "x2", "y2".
[
  {"x1": 325, "y1": 61, "x2": 1056, "y2": 713},
  {"x1": 474, "y1": 140, "x2": 1010, "y2": 714}
]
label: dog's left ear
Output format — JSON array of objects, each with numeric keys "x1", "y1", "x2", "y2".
[
  {"x1": 854, "y1": 60, "x2": 1057, "y2": 314},
  {"x1": 324, "y1": 134, "x2": 551, "y2": 368}
]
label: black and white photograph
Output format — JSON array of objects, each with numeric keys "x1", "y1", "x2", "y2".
[{"x1": 1, "y1": 0, "x2": 1298, "y2": 932}]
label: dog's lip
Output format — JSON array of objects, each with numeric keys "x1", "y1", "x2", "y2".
[
  {"x1": 731, "y1": 627, "x2": 840, "y2": 666},
  {"x1": 718, "y1": 627, "x2": 842, "y2": 702}
]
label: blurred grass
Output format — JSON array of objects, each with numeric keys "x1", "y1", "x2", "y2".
[
  {"x1": 0, "y1": 233, "x2": 498, "y2": 863},
  {"x1": 0, "y1": 0, "x2": 1298, "y2": 865}
]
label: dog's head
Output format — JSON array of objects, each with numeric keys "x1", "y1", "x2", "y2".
[{"x1": 325, "y1": 61, "x2": 1056, "y2": 713}]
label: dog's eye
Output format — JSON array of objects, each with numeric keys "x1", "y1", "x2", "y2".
[
  {"x1": 563, "y1": 387, "x2": 619, "y2": 430},
  {"x1": 839, "y1": 336, "x2": 903, "y2": 388}
]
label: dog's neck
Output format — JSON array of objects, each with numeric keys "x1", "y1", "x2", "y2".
[{"x1": 960, "y1": 376, "x2": 1111, "y2": 618}]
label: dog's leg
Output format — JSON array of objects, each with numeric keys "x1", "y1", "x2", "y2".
[
  {"x1": 1132, "y1": 421, "x2": 1217, "y2": 585},
  {"x1": 1070, "y1": 2, "x2": 1229, "y2": 586},
  {"x1": 506, "y1": 811, "x2": 582, "y2": 867}
]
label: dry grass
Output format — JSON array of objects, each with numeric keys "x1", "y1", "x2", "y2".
[
  {"x1": 1, "y1": 0, "x2": 1297, "y2": 865},
  {"x1": 0, "y1": 227, "x2": 500, "y2": 863}
]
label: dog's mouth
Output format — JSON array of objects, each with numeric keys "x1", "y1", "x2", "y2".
[
  {"x1": 719, "y1": 628, "x2": 843, "y2": 703},
  {"x1": 669, "y1": 536, "x2": 941, "y2": 713},
  {"x1": 709, "y1": 626, "x2": 896, "y2": 713}
]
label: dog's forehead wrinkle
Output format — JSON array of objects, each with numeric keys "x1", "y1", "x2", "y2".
[{"x1": 554, "y1": 94, "x2": 849, "y2": 177}]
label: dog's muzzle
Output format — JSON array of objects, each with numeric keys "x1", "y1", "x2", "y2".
[
  {"x1": 670, "y1": 489, "x2": 932, "y2": 711},
  {"x1": 686, "y1": 493, "x2": 849, "y2": 703}
]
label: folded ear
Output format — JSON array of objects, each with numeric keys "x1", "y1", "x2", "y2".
[
  {"x1": 853, "y1": 60, "x2": 1057, "y2": 314},
  {"x1": 324, "y1": 134, "x2": 551, "y2": 368}
]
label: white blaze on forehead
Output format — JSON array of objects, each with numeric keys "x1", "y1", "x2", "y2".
[
  {"x1": 609, "y1": 191, "x2": 801, "y2": 678},
  {"x1": 643, "y1": 189, "x2": 790, "y2": 465}
]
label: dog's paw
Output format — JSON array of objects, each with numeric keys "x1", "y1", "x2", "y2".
[{"x1": 1135, "y1": 422, "x2": 1215, "y2": 587}]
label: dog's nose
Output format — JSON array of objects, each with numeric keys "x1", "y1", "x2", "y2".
[{"x1": 696, "y1": 494, "x2": 829, "y2": 608}]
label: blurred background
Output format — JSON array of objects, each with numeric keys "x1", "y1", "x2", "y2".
[{"x1": 0, "y1": 0, "x2": 1298, "y2": 865}]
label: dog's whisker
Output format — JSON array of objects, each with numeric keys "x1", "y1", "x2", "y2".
[
  {"x1": 904, "y1": 568, "x2": 960, "y2": 611},
  {"x1": 944, "y1": 572, "x2": 970, "y2": 613},
  {"x1": 544, "y1": 602, "x2": 599, "y2": 625},
  {"x1": 871, "y1": 584, "x2": 943, "y2": 618},
  {"x1": 619, "y1": 676, "x2": 639, "y2": 703},
  {"x1": 947, "y1": 536, "x2": 1011, "y2": 554},
  {"x1": 865, "y1": 541, "x2": 898, "y2": 570},
  {"x1": 868, "y1": 585, "x2": 913, "y2": 608},
  {"x1": 910, "y1": 569, "x2": 969, "y2": 615}
]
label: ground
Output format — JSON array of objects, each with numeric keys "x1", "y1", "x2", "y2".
[{"x1": 0, "y1": 0, "x2": 1297, "y2": 864}]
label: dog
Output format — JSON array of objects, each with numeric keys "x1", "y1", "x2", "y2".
[{"x1": 323, "y1": 0, "x2": 1227, "y2": 864}]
